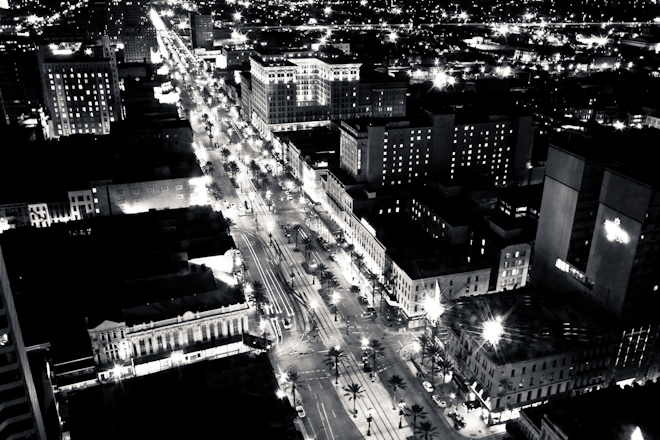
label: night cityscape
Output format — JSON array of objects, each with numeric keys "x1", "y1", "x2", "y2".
[{"x1": 2, "y1": 0, "x2": 660, "y2": 438}]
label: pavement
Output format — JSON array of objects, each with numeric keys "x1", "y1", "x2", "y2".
[{"x1": 399, "y1": 346, "x2": 507, "y2": 439}]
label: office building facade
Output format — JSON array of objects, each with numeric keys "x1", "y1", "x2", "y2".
[
  {"x1": 38, "y1": 37, "x2": 123, "y2": 137},
  {"x1": 191, "y1": 14, "x2": 213, "y2": 50},
  {"x1": 245, "y1": 52, "x2": 407, "y2": 138},
  {"x1": 339, "y1": 112, "x2": 534, "y2": 187}
]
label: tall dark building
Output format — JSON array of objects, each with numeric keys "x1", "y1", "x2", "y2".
[
  {"x1": 532, "y1": 129, "x2": 660, "y2": 384},
  {"x1": 0, "y1": 38, "x2": 42, "y2": 125},
  {"x1": 0, "y1": 247, "x2": 48, "y2": 440},
  {"x1": 190, "y1": 14, "x2": 213, "y2": 50}
]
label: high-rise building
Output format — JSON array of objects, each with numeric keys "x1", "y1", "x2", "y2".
[
  {"x1": 0, "y1": 247, "x2": 48, "y2": 440},
  {"x1": 0, "y1": 37, "x2": 42, "y2": 125},
  {"x1": 244, "y1": 51, "x2": 407, "y2": 138},
  {"x1": 532, "y1": 130, "x2": 660, "y2": 320},
  {"x1": 38, "y1": 36, "x2": 123, "y2": 137},
  {"x1": 122, "y1": 24, "x2": 158, "y2": 63},
  {"x1": 532, "y1": 129, "x2": 660, "y2": 384},
  {"x1": 190, "y1": 14, "x2": 213, "y2": 51},
  {"x1": 338, "y1": 111, "x2": 533, "y2": 187}
]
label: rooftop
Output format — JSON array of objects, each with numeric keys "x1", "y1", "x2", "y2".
[
  {"x1": 442, "y1": 289, "x2": 610, "y2": 365},
  {"x1": 67, "y1": 352, "x2": 295, "y2": 440},
  {"x1": 358, "y1": 211, "x2": 489, "y2": 279},
  {"x1": 0, "y1": 206, "x2": 235, "y2": 348},
  {"x1": 123, "y1": 282, "x2": 245, "y2": 327},
  {"x1": 551, "y1": 127, "x2": 660, "y2": 188},
  {"x1": 522, "y1": 380, "x2": 660, "y2": 440}
]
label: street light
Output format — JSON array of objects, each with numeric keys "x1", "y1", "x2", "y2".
[
  {"x1": 398, "y1": 399, "x2": 406, "y2": 429},
  {"x1": 259, "y1": 320, "x2": 267, "y2": 339},
  {"x1": 411, "y1": 340, "x2": 421, "y2": 360},
  {"x1": 276, "y1": 388, "x2": 286, "y2": 399},
  {"x1": 332, "y1": 291, "x2": 341, "y2": 321},
  {"x1": 449, "y1": 392, "x2": 456, "y2": 409},
  {"x1": 482, "y1": 317, "x2": 504, "y2": 345},
  {"x1": 267, "y1": 222, "x2": 274, "y2": 246},
  {"x1": 366, "y1": 407, "x2": 374, "y2": 436}
]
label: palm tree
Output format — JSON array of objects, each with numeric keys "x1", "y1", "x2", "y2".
[
  {"x1": 345, "y1": 243, "x2": 355, "y2": 276},
  {"x1": 321, "y1": 270, "x2": 337, "y2": 295},
  {"x1": 418, "y1": 334, "x2": 431, "y2": 365},
  {"x1": 354, "y1": 253, "x2": 365, "y2": 280},
  {"x1": 343, "y1": 383, "x2": 365, "y2": 418},
  {"x1": 314, "y1": 262, "x2": 328, "y2": 278},
  {"x1": 439, "y1": 358, "x2": 454, "y2": 384},
  {"x1": 409, "y1": 404, "x2": 427, "y2": 437},
  {"x1": 368, "y1": 338, "x2": 385, "y2": 374},
  {"x1": 325, "y1": 346, "x2": 344, "y2": 384},
  {"x1": 249, "y1": 159, "x2": 260, "y2": 175},
  {"x1": 285, "y1": 369, "x2": 301, "y2": 409},
  {"x1": 228, "y1": 161, "x2": 240, "y2": 179},
  {"x1": 418, "y1": 421, "x2": 438, "y2": 440},
  {"x1": 224, "y1": 217, "x2": 236, "y2": 232},
  {"x1": 426, "y1": 342, "x2": 442, "y2": 387},
  {"x1": 367, "y1": 271, "x2": 379, "y2": 309},
  {"x1": 386, "y1": 374, "x2": 407, "y2": 410},
  {"x1": 251, "y1": 280, "x2": 267, "y2": 315},
  {"x1": 220, "y1": 147, "x2": 231, "y2": 163},
  {"x1": 302, "y1": 237, "x2": 314, "y2": 264}
]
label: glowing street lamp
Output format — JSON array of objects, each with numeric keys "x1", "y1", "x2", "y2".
[
  {"x1": 332, "y1": 291, "x2": 341, "y2": 321},
  {"x1": 267, "y1": 221, "x2": 274, "y2": 246},
  {"x1": 398, "y1": 399, "x2": 406, "y2": 428},
  {"x1": 411, "y1": 340, "x2": 421, "y2": 360},
  {"x1": 233, "y1": 11, "x2": 242, "y2": 21},
  {"x1": 388, "y1": 31, "x2": 398, "y2": 43},
  {"x1": 276, "y1": 388, "x2": 286, "y2": 399},
  {"x1": 366, "y1": 407, "x2": 374, "y2": 436},
  {"x1": 259, "y1": 320, "x2": 268, "y2": 338}
]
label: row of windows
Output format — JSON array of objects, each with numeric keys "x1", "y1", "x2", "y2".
[{"x1": 116, "y1": 185, "x2": 184, "y2": 196}]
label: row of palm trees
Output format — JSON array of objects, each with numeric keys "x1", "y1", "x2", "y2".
[
  {"x1": 417, "y1": 334, "x2": 454, "y2": 388},
  {"x1": 342, "y1": 376, "x2": 437, "y2": 439}
]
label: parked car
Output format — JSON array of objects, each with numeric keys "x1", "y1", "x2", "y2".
[
  {"x1": 330, "y1": 253, "x2": 338, "y2": 262},
  {"x1": 363, "y1": 362, "x2": 372, "y2": 372},
  {"x1": 422, "y1": 381, "x2": 434, "y2": 393},
  {"x1": 432, "y1": 395, "x2": 446, "y2": 407},
  {"x1": 282, "y1": 317, "x2": 291, "y2": 330},
  {"x1": 296, "y1": 405, "x2": 306, "y2": 418}
]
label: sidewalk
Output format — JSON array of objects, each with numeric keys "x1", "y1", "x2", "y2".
[{"x1": 398, "y1": 345, "x2": 507, "y2": 439}]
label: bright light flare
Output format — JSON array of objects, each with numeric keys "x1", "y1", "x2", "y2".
[
  {"x1": 432, "y1": 72, "x2": 455, "y2": 89},
  {"x1": 482, "y1": 317, "x2": 504, "y2": 345},
  {"x1": 424, "y1": 294, "x2": 444, "y2": 322},
  {"x1": 388, "y1": 31, "x2": 398, "y2": 43},
  {"x1": 631, "y1": 427, "x2": 645, "y2": 440},
  {"x1": 604, "y1": 218, "x2": 630, "y2": 244},
  {"x1": 613, "y1": 120, "x2": 626, "y2": 130},
  {"x1": 324, "y1": 6, "x2": 332, "y2": 14},
  {"x1": 233, "y1": 11, "x2": 242, "y2": 21},
  {"x1": 276, "y1": 389, "x2": 286, "y2": 399}
]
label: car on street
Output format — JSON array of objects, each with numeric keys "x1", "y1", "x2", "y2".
[
  {"x1": 330, "y1": 253, "x2": 338, "y2": 262},
  {"x1": 282, "y1": 317, "x2": 291, "y2": 330},
  {"x1": 422, "y1": 381, "x2": 434, "y2": 393},
  {"x1": 296, "y1": 405, "x2": 306, "y2": 418},
  {"x1": 432, "y1": 395, "x2": 446, "y2": 407}
]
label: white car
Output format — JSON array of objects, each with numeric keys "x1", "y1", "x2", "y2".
[
  {"x1": 432, "y1": 395, "x2": 446, "y2": 407},
  {"x1": 296, "y1": 405, "x2": 306, "y2": 418},
  {"x1": 422, "y1": 381, "x2": 434, "y2": 393}
]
